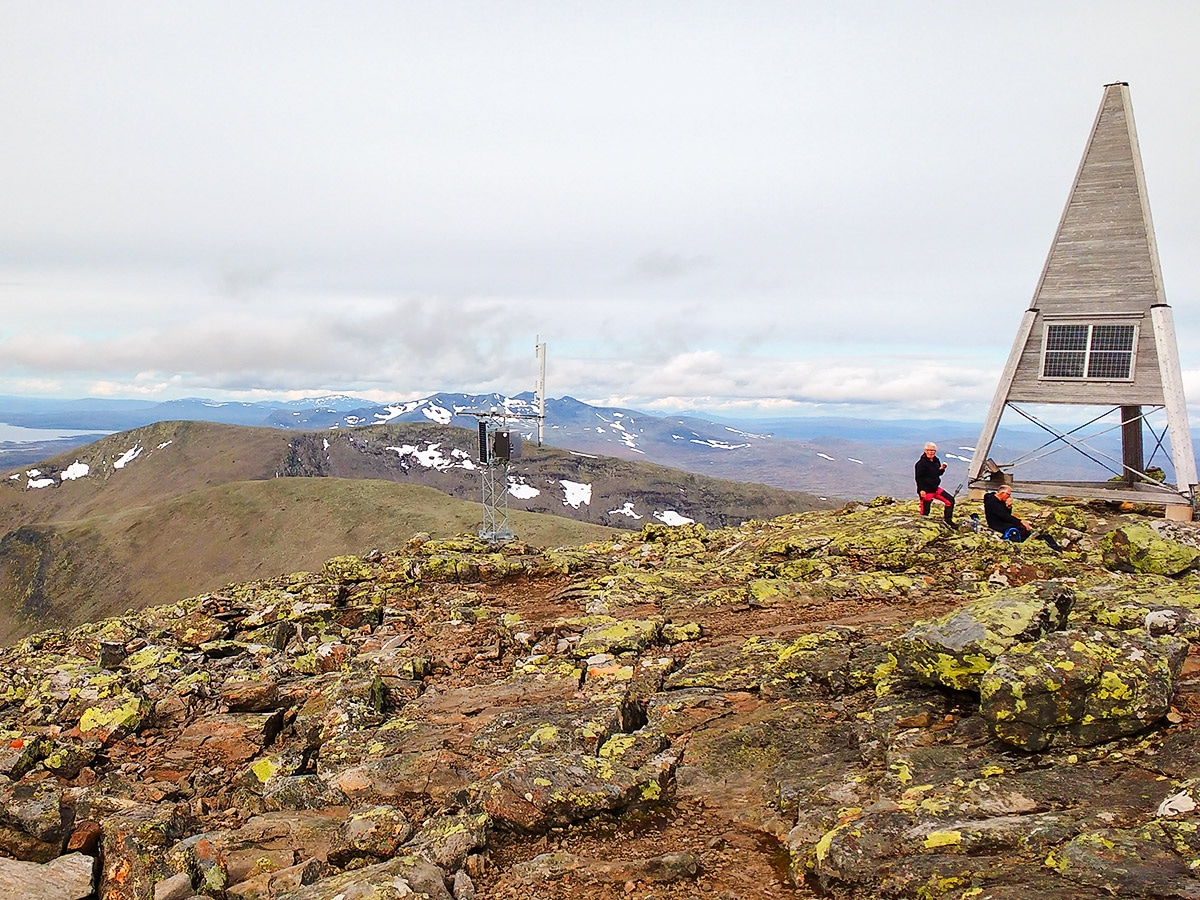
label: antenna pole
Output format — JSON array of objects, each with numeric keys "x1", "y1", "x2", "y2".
[{"x1": 535, "y1": 337, "x2": 546, "y2": 446}]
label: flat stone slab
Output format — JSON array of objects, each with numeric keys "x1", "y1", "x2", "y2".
[{"x1": 0, "y1": 853, "x2": 95, "y2": 900}]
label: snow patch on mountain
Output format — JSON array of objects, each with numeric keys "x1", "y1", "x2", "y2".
[
  {"x1": 26, "y1": 468, "x2": 54, "y2": 488},
  {"x1": 561, "y1": 480, "x2": 591, "y2": 508},
  {"x1": 508, "y1": 478, "x2": 540, "y2": 500},
  {"x1": 114, "y1": 444, "x2": 143, "y2": 469},
  {"x1": 387, "y1": 443, "x2": 477, "y2": 472},
  {"x1": 654, "y1": 510, "x2": 694, "y2": 526},
  {"x1": 61, "y1": 461, "x2": 89, "y2": 481},
  {"x1": 374, "y1": 401, "x2": 422, "y2": 423},
  {"x1": 423, "y1": 403, "x2": 452, "y2": 425},
  {"x1": 725, "y1": 426, "x2": 770, "y2": 440},
  {"x1": 609, "y1": 501, "x2": 642, "y2": 520}
]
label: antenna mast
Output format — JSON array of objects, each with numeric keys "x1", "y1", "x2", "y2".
[{"x1": 535, "y1": 336, "x2": 546, "y2": 446}]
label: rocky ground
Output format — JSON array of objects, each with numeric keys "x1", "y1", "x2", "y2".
[{"x1": 0, "y1": 496, "x2": 1199, "y2": 899}]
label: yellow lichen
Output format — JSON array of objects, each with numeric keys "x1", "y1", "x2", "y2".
[{"x1": 923, "y1": 830, "x2": 963, "y2": 849}]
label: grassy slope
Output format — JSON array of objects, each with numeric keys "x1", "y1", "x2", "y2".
[{"x1": 0, "y1": 423, "x2": 616, "y2": 643}]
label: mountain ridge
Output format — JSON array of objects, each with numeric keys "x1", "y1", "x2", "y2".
[
  {"x1": 0, "y1": 392, "x2": 1189, "y2": 498},
  {"x1": 0, "y1": 419, "x2": 825, "y2": 643}
]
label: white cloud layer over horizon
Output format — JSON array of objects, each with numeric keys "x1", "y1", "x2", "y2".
[{"x1": 2, "y1": 2, "x2": 1199, "y2": 423}]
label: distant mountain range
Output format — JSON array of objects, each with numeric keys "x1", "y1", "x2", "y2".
[{"x1": 0, "y1": 392, "x2": 1187, "y2": 499}]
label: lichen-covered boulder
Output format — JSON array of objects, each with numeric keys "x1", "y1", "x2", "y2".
[
  {"x1": 403, "y1": 811, "x2": 490, "y2": 871},
  {"x1": 74, "y1": 692, "x2": 153, "y2": 746},
  {"x1": 1048, "y1": 823, "x2": 1199, "y2": 898},
  {"x1": 165, "y1": 833, "x2": 229, "y2": 897},
  {"x1": 1050, "y1": 505, "x2": 1088, "y2": 532},
  {"x1": 979, "y1": 627, "x2": 1188, "y2": 751},
  {"x1": 0, "y1": 736, "x2": 49, "y2": 781},
  {"x1": 261, "y1": 775, "x2": 349, "y2": 812},
  {"x1": 474, "y1": 749, "x2": 674, "y2": 832},
  {"x1": 327, "y1": 805, "x2": 412, "y2": 867},
  {"x1": 323, "y1": 555, "x2": 377, "y2": 583},
  {"x1": 574, "y1": 618, "x2": 661, "y2": 657},
  {"x1": 98, "y1": 804, "x2": 187, "y2": 900},
  {"x1": 220, "y1": 673, "x2": 283, "y2": 712},
  {"x1": 663, "y1": 637, "x2": 789, "y2": 692},
  {"x1": 892, "y1": 582, "x2": 1074, "y2": 691},
  {"x1": 275, "y1": 854, "x2": 452, "y2": 900},
  {"x1": 0, "y1": 781, "x2": 71, "y2": 862},
  {"x1": 661, "y1": 622, "x2": 701, "y2": 644},
  {"x1": 1101, "y1": 524, "x2": 1200, "y2": 576},
  {"x1": 41, "y1": 740, "x2": 95, "y2": 780},
  {"x1": 758, "y1": 630, "x2": 859, "y2": 698},
  {"x1": 820, "y1": 509, "x2": 947, "y2": 571}
]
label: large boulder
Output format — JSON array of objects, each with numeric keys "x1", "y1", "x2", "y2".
[
  {"x1": 473, "y1": 749, "x2": 675, "y2": 832},
  {"x1": 818, "y1": 509, "x2": 948, "y2": 571},
  {"x1": 0, "y1": 853, "x2": 94, "y2": 900},
  {"x1": 1049, "y1": 823, "x2": 1199, "y2": 898},
  {"x1": 1102, "y1": 524, "x2": 1200, "y2": 576},
  {"x1": 275, "y1": 854, "x2": 452, "y2": 900},
  {"x1": 98, "y1": 804, "x2": 187, "y2": 900},
  {"x1": 892, "y1": 583, "x2": 1074, "y2": 692},
  {"x1": 327, "y1": 805, "x2": 413, "y2": 868},
  {"x1": 980, "y1": 627, "x2": 1188, "y2": 751}
]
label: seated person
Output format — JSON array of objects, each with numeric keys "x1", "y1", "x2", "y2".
[{"x1": 983, "y1": 485, "x2": 1062, "y2": 550}]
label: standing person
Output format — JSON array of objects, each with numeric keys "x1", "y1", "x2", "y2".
[
  {"x1": 982, "y1": 485, "x2": 1063, "y2": 550},
  {"x1": 915, "y1": 442, "x2": 954, "y2": 525}
]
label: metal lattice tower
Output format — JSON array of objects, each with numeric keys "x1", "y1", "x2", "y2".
[
  {"x1": 477, "y1": 418, "x2": 515, "y2": 542},
  {"x1": 468, "y1": 338, "x2": 547, "y2": 544}
]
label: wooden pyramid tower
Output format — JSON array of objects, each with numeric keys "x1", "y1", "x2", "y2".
[{"x1": 967, "y1": 82, "x2": 1197, "y2": 517}]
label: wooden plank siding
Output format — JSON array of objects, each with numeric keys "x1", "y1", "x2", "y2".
[
  {"x1": 1007, "y1": 318, "x2": 1165, "y2": 404},
  {"x1": 1007, "y1": 83, "x2": 1168, "y2": 406}
]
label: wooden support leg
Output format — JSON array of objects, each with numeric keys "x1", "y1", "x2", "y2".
[{"x1": 1121, "y1": 405, "x2": 1143, "y2": 484}]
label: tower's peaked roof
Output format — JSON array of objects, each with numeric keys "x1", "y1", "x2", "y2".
[
  {"x1": 1029, "y1": 81, "x2": 1166, "y2": 317},
  {"x1": 1003, "y1": 81, "x2": 1171, "y2": 407}
]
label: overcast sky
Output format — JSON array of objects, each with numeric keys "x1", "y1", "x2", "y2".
[{"x1": 1, "y1": 2, "x2": 1198, "y2": 422}]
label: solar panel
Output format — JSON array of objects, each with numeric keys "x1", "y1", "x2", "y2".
[{"x1": 1042, "y1": 323, "x2": 1135, "y2": 380}]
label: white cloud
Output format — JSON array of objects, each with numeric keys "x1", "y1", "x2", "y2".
[{"x1": 0, "y1": 5, "x2": 1197, "y2": 422}]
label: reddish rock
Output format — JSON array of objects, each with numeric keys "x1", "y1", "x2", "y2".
[
  {"x1": 220, "y1": 677, "x2": 282, "y2": 713},
  {"x1": 98, "y1": 805, "x2": 185, "y2": 900},
  {"x1": 67, "y1": 820, "x2": 102, "y2": 854}
]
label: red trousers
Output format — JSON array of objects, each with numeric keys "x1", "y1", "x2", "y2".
[{"x1": 918, "y1": 488, "x2": 954, "y2": 523}]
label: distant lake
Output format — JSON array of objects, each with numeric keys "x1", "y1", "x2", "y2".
[{"x1": 0, "y1": 423, "x2": 108, "y2": 443}]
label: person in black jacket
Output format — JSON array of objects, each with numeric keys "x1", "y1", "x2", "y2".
[
  {"x1": 983, "y1": 485, "x2": 1029, "y2": 539},
  {"x1": 914, "y1": 442, "x2": 954, "y2": 525},
  {"x1": 983, "y1": 485, "x2": 1062, "y2": 550}
]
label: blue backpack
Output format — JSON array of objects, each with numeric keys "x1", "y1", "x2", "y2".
[{"x1": 1003, "y1": 527, "x2": 1022, "y2": 542}]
